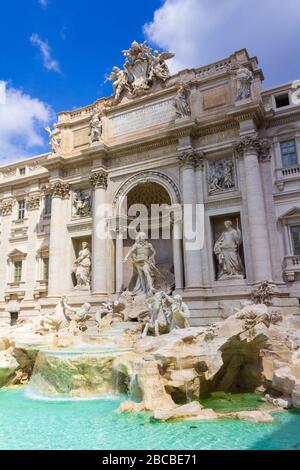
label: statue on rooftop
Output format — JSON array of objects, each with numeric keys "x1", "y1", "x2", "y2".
[
  {"x1": 173, "y1": 82, "x2": 191, "y2": 119},
  {"x1": 235, "y1": 65, "x2": 253, "y2": 100},
  {"x1": 89, "y1": 111, "x2": 103, "y2": 143},
  {"x1": 45, "y1": 124, "x2": 62, "y2": 154}
]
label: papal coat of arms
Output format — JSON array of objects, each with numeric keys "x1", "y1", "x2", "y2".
[{"x1": 107, "y1": 41, "x2": 174, "y2": 103}]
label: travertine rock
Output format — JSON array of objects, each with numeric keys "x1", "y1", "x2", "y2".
[{"x1": 0, "y1": 348, "x2": 19, "y2": 387}]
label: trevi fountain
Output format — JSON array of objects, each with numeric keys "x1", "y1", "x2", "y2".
[
  {"x1": 1, "y1": 40, "x2": 300, "y2": 451},
  {"x1": 1, "y1": 234, "x2": 300, "y2": 450}
]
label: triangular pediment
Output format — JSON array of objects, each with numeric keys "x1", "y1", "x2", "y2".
[
  {"x1": 36, "y1": 245, "x2": 49, "y2": 255},
  {"x1": 279, "y1": 207, "x2": 300, "y2": 221},
  {"x1": 8, "y1": 249, "x2": 27, "y2": 259}
]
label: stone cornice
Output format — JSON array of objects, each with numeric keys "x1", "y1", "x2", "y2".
[
  {"x1": 48, "y1": 181, "x2": 71, "y2": 199},
  {"x1": 234, "y1": 136, "x2": 272, "y2": 162},
  {"x1": 90, "y1": 170, "x2": 108, "y2": 190},
  {"x1": 226, "y1": 101, "x2": 265, "y2": 126},
  {"x1": 177, "y1": 148, "x2": 204, "y2": 168}
]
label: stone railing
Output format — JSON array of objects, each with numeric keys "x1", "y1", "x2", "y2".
[
  {"x1": 275, "y1": 164, "x2": 300, "y2": 190},
  {"x1": 59, "y1": 105, "x2": 96, "y2": 123},
  {"x1": 195, "y1": 60, "x2": 232, "y2": 79},
  {"x1": 276, "y1": 165, "x2": 300, "y2": 179},
  {"x1": 284, "y1": 255, "x2": 300, "y2": 282}
]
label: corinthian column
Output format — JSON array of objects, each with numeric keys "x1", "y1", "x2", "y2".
[
  {"x1": 178, "y1": 148, "x2": 203, "y2": 288},
  {"x1": 48, "y1": 181, "x2": 70, "y2": 296},
  {"x1": 90, "y1": 170, "x2": 108, "y2": 295},
  {"x1": 234, "y1": 136, "x2": 272, "y2": 282}
]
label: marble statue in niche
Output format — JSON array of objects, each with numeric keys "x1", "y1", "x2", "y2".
[
  {"x1": 214, "y1": 220, "x2": 244, "y2": 280},
  {"x1": 124, "y1": 232, "x2": 158, "y2": 296},
  {"x1": 89, "y1": 110, "x2": 103, "y2": 143},
  {"x1": 45, "y1": 124, "x2": 62, "y2": 154},
  {"x1": 208, "y1": 159, "x2": 235, "y2": 194},
  {"x1": 72, "y1": 242, "x2": 91, "y2": 289},
  {"x1": 235, "y1": 65, "x2": 253, "y2": 101},
  {"x1": 72, "y1": 190, "x2": 92, "y2": 218},
  {"x1": 173, "y1": 83, "x2": 190, "y2": 119}
]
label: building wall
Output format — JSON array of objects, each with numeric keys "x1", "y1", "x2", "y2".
[{"x1": 1, "y1": 48, "x2": 300, "y2": 325}]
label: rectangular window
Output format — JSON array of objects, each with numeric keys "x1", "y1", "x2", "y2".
[
  {"x1": 18, "y1": 199, "x2": 26, "y2": 220},
  {"x1": 44, "y1": 194, "x2": 52, "y2": 216},
  {"x1": 275, "y1": 93, "x2": 290, "y2": 108},
  {"x1": 13, "y1": 261, "x2": 22, "y2": 283},
  {"x1": 280, "y1": 140, "x2": 298, "y2": 168},
  {"x1": 291, "y1": 225, "x2": 300, "y2": 256},
  {"x1": 42, "y1": 258, "x2": 49, "y2": 280},
  {"x1": 19, "y1": 167, "x2": 26, "y2": 176}
]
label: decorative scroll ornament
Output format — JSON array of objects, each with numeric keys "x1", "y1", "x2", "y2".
[
  {"x1": 26, "y1": 193, "x2": 41, "y2": 211},
  {"x1": 234, "y1": 136, "x2": 271, "y2": 162},
  {"x1": 178, "y1": 148, "x2": 204, "y2": 168},
  {"x1": 90, "y1": 170, "x2": 108, "y2": 190},
  {"x1": 48, "y1": 181, "x2": 70, "y2": 199},
  {"x1": 107, "y1": 40, "x2": 174, "y2": 103},
  {"x1": 0, "y1": 199, "x2": 15, "y2": 216}
]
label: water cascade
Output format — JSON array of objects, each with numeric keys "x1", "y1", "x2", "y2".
[{"x1": 26, "y1": 323, "x2": 136, "y2": 401}]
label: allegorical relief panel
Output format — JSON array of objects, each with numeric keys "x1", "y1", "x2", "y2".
[
  {"x1": 72, "y1": 190, "x2": 92, "y2": 218},
  {"x1": 207, "y1": 158, "x2": 235, "y2": 195}
]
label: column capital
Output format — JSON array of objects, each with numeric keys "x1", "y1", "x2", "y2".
[
  {"x1": 0, "y1": 198, "x2": 15, "y2": 216},
  {"x1": 26, "y1": 193, "x2": 41, "y2": 211},
  {"x1": 177, "y1": 148, "x2": 204, "y2": 169},
  {"x1": 48, "y1": 181, "x2": 70, "y2": 199},
  {"x1": 234, "y1": 136, "x2": 271, "y2": 162},
  {"x1": 90, "y1": 170, "x2": 108, "y2": 190}
]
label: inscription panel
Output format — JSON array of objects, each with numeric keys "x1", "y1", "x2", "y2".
[
  {"x1": 108, "y1": 98, "x2": 175, "y2": 138},
  {"x1": 73, "y1": 127, "x2": 89, "y2": 148}
]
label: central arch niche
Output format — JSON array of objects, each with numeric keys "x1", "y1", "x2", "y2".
[{"x1": 122, "y1": 181, "x2": 174, "y2": 292}]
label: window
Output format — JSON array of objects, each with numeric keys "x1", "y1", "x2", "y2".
[
  {"x1": 275, "y1": 93, "x2": 290, "y2": 108},
  {"x1": 18, "y1": 199, "x2": 26, "y2": 220},
  {"x1": 280, "y1": 140, "x2": 298, "y2": 168},
  {"x1": 42, "y1": 258, "x2": 49, "y2": 280},
  {"x1": 13, "y1": 261, "x2": 22, "y2": 283},
  {"x1": 19, "y1": 167, "x2": 26, "y2": 176},
  {"x1": 10, "y1": 312, "x2": 19, "y2": 326},
  {"x1": 44, "y1": 194, "x2": 52, "y2": 216},
  {"x1": 291, "y1": 225, "x2": 300, "y2": 256}
]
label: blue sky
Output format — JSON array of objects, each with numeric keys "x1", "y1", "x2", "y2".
[{"x1": 0, "y1": 0, "x2": 300, "y2": 163}]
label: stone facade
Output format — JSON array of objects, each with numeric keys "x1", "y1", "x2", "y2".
[{"x1": 1, "y1": 46, "x2": 300, "y2": 325}]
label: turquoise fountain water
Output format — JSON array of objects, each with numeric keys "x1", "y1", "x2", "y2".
[{"x1": 1, "y1": 388, "x2": 300, "y2": 450}]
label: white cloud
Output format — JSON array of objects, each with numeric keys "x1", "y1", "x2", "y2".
[
  {"x1": 0, "y1": 82, "x2": 54, "y2": 163},
  {"x1": 30, "y1": 33, "x2": 61, "y2": 73},
  {"x1": 144, "y1": 0, "x2": 300, "y2": 85}
]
